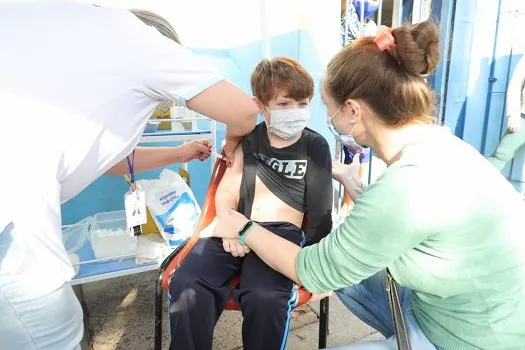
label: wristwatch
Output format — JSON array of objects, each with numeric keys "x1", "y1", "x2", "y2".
[{"x1": 238, "y1": 220, "x2": 256, "y2": 245}]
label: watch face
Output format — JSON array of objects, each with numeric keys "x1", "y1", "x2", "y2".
[{"x1": 239, "y1": 221, "x2": 253, "y2": 235}]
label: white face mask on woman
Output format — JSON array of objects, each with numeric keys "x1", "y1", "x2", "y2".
[
  {"x1": 266, "y1": 108, "x2": 310, "y2": 140},
  {"x1": 327, "y1": 105, "x2": 367, "y2": 150}
]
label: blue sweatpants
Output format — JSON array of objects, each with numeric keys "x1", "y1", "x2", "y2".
[{"x1": 168, "y1": 221, "x2": 304, "y2": 350}]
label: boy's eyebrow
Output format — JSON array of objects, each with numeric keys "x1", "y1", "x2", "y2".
[{"x1": 280, "y1": 95, "x2": 309, "y2": 102}]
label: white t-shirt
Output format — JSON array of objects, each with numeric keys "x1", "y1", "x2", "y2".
[{"x1": 0, "y1": 1, "x2": 223, "y2": 296}]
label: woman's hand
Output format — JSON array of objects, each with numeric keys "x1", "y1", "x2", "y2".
[
  {"x1": 178, "y1": 140, "x2": 212, "y2": 162},
  {"x1": 332, "y1": 155, "x2": 365, "y2": 202},
  {"x1": 508, "y1": 115, "x2": 521, "y2": 133},
  {"x1": 331, "y1": 153, "x2": 360, "y2": 185}
]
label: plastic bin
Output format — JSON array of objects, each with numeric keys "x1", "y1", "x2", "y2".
[
  {"x1": 62, "y1": 217, "x2": 93, "y2": 276},
  {"x1": 62, "y1": 217, "x2": 92, "y2": 254},
  {"x1": 91, "y1": 210, "x2": 138, "y2": 260}
]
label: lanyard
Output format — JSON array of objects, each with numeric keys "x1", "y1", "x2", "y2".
[{"x1": 126, "y1": 150, "x2": 136, "y2": 184}]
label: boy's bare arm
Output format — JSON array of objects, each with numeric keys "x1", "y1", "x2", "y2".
[{"x1": 215, "y1": 145, "x2": 244, "y2": 217}]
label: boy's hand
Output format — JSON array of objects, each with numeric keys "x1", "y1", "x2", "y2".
[{"x1": 222, "y1": 238, "x2": 250, "y2": 257}]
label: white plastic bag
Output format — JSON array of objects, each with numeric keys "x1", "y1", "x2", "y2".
[{"x1": 137, "y1": 169, "x2": 201, "y2": 247}]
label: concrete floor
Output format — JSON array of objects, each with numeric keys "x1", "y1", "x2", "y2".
[{"x1": 81, "y1": 271, "x2": 383, "y2": 350}]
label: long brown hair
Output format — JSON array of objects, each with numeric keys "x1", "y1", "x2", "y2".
[{"x1": 325, "y1": 20, "x2": 440, "y2": 127}]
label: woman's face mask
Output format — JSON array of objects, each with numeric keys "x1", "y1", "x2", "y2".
[
  {"x1": 328, "y1": 105, "x2": 367, "y2": 150},
  {"x1": 266, "y1": 107, "x2": 310, "y2": 140}
]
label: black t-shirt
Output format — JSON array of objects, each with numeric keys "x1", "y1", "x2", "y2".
[{"x1": 237, "y1": 123, "x2": 333, "y2": 245}]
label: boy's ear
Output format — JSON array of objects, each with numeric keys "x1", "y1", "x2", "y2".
[{"x1": 252, "y1": 97, "x2": 265, "y2": 113}]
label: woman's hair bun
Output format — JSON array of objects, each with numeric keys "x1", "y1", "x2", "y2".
[{"x1": 392, "y1": 20, "x2": 440, "y2": 76}]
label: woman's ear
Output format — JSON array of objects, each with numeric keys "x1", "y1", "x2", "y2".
[{"x1": 345, "y1": 98, "x2": 362, "y2": 123}]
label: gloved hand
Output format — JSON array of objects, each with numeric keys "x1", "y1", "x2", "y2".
[{"x1": 332, "y1": 154, "x2": 364, "y2": 202}]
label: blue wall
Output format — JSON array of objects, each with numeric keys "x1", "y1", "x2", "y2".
[{"x1": 443, "y1": 0, "x2": 524, "y2": 192}]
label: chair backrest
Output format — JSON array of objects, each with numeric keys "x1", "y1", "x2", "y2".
[{"x1": 161, "y1": 149, "x2": 309, "y2": 290}]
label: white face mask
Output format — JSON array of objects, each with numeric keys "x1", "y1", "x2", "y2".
[
  {"x1": 327, "y1": 106, "x2": 366, "y2": 150},
  {"x1": 266, "y1": 108, "x2": 310, "y2": 140}
]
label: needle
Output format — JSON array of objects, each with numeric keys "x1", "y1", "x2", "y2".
[{"x1": 210, "y1": 151, "x2": 226, "y2": 161}]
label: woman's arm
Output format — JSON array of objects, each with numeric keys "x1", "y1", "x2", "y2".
[
  {"x1": 187, "y1": 80, "x2": 257, "y2": 138},
  {"x1": 213, "y1": 165, "x2": 436, "y2": 294},
  {"x1": 106, "y1": 141, "x2": 210, "y2": 176}
]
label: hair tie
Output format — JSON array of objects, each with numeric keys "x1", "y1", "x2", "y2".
[{"x1": 374, "y1": 26, "x2": 396, "y2": 53}]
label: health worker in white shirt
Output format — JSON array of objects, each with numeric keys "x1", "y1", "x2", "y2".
[{"x1": 0, "y1": 3, "x2": 257, "y2": 349}]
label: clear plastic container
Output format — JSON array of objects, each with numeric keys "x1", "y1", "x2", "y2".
[
  {"x1": 91, "y1": 210, "x2": 138, "y2": 260},
  {"x1": 62, "y1": 217, "x2": 92, "y2": 254},
  {"x1": 62, "y1": 217, "x2": 93, "y2": 276}
]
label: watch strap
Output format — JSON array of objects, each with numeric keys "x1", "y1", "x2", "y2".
[{"x1": 238, "y1": 220, "x2": 256, "y2": 245}]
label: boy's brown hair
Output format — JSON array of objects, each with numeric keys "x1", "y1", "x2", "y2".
[{"x1": 251, "y1": 57, "x2": 314, "y2": 105}]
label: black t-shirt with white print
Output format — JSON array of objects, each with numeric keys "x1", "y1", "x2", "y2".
[{"x1": 237, "y1": 123, "x2": 333, "y2": 245}]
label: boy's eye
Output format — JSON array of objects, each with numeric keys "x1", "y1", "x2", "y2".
[
  {"x1": 277, "y1": 102, "x2": 288, "y2": 106},
  {"x1": 299, "y1": 102, "x2": 308, "y2": 107}
]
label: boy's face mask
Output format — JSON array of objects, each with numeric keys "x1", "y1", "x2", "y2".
[{"x1": 266, "y1": 107, "x2": 310, "y2": 140}]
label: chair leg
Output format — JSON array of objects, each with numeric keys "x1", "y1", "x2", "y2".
[
  {"x1": 318, "y1": 297, "x2": 330, "y2": 349},
  {"x1": 326, "y1": 297, "x2": 330, "y2": 335},
  {"x1": 153, "y1": 240, "x2": 189, "y2": 350},
  {"x1": 154, "y1": 267, "x2": 165, "y2": 350}
]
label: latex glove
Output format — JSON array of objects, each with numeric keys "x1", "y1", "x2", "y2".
[
  {"x1": 332, "y1": 154, "x2": 364, "y2": 202},
  {"x1": 332, "y1": 153, "x2": 361, "y2": 185},
  {"x1": 222, "y1": 238, "x2": 251, "y2": 257},
  {"x1": 508, "y1": 115, "x2": 521, "y2": 133},
  {"x1": 179, "y1": 140, "x2": 212, "y2": 162}
]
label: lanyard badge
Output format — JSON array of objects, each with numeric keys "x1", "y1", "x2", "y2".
[{"x1": 124, "y1": 151, "x2": 147, "y2": 236}]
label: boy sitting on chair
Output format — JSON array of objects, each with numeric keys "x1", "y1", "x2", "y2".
[{"x1": 168, "y1": 57, "x2": 333, "y2": 350}]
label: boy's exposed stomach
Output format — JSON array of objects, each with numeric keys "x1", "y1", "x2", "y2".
[{"x1": 249, "y1": 176, "x2": 304, "y2": 228}]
